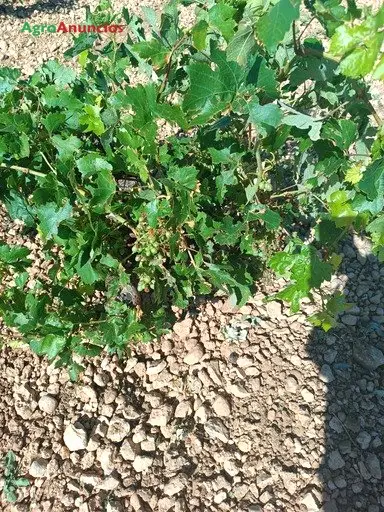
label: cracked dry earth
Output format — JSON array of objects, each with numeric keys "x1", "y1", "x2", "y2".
[{"x1": 2, "y1": 2, "x2": 384, "y2": 512}]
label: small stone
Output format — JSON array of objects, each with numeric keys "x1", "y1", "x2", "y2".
[
  {"x1": 227, "y1": 384, "x2": 249, "y2": 398},
  {"x1": 214, "y1": 491, "x2": 227, "y2": 504},
  {"x1": 120, "y1": 439, "x2": 139, "y2": 461},
  {"x1": 259, "y1": 490, "x2": 273, "y2": 504},
  {"x1": 148, "y1": 405, "x2": 172, "y2": 427},
  {"x1": 94, "y1": 372, "x2": 109, "y2": 387},
  {"x1": 184, "y1": 344, "x2": 204, "y2": 365},
  {"x1": 132, "y1": 455, "x2": 154, "y2": 472},
  {"x1": 238, "y1": 438, "x2": 251, "y2": 453},
  {"x1": 98, "y1": 475, "x2": 120, "y2": 491},
  {"x1": 301, "y1": 491, "x2": 320, "y2": 511},
  {"x1": 356, "y1": 431, "x2": 371, "y2": 450},
  {"x1": 212, "y1": 395, "x2": 231, "y2": 417},
  {"x1": 328, "y1": 450, "x2": 345, "y2": 470},
  {"x1": 301, "y1": 388, "x2": 315, "y2": 403},
  {"x1": 319, "y1": 364, "x2": 334, "y2": 383},
  {"x1": 97, "y1": 446, "x2": 115, "y2": 475},
  {"x1": 266, "y1": 301, "x2": 282, "y2": 319},
  {"x1": 204, "y1": 418, "x2": 229, "y2": 443},
  {"x1": 107, "y1": 417, "x2": 131, "y2": 443},
  {"x1": 223, "y1": 459, "x2": 239, "y2": 477},
  {"x1": 38, "y1": 395, "x2": 58, "y2": 414},
  {"x1": 158, "y1": 497, "x2": 175, "y2": 512},
  {"x1": 352, "y1": 482, "x2": 363, "y2": 494},
  {"x1": 63, "y1": 423, "x2": 88, "y2": 451},
  {"x1": 29, "y1": 458, "x2": 48, "y2": 478},
  {"x1": 174, "y1": 401, "x2": 192, "y2": 418},
  {"x1": 342, "y1": 314, "x2": 358, "y2": 326},
  {"x1": 173, "y1": 317, "x2": 193, "y2": 338},
  {"x1": 286, "y1": 375, "x2": 298, "y2": 393},
  {"x1": 80, "y1": 472, "x2": 101, "y2": 487},
  {"x1": 164, "y1": 474, "x2": 187, "y2": 496},
  {"x1": 334, "y1": 475, "x2": 347, "y2": 489},
  {"x1": 366, "y1": 453, "x2": 382, "y2": 479},
  {"x1": 353, "y1": 343, "x2": 384, "y2": 371}
]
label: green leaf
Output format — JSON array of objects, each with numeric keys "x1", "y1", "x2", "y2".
[
  {"x1": 51, "y1": 135, "x2": 82, "y2": 161},
  {"x1": 249, "y1": 101, "x2": 282, "y2": 131},
  {"x1": 328, "y1": 190, "x2": 357, "y2": 227},
  {"x1": 1, "y1": 191, "x2": 35, "y2": 227},
  {"x1": 76, "y1": 254, "x2": 99, "y2": 284},
  {"x1": 330, "y1": 18, "x2": 384, "y2": 78},
  {"x1": 359, "y1": 159, "x2": 384, "y2": 200},
  {"x1": 208, "y1": 3, "x2": 236, "y2": 42},
  {"x1": 87, "y1": 169, "x2": 116, "y2": 213},
  {"x1": 132, "y1": 39, "x2": 170, "y2": 68},
  {"x1": 76, "y1": 153, "x2": 113, "y2": 177},
  {"x1": 64, "y1": 33, "x2": 98, "y2": 58},
  {"x1": 257, "y1": 0, "x2": 301, "y2": 52},
  {"x1": 322, "y1": 119, "x2": 357, "y2": 150},
  {"x1": 247, "y1": 56, "x2": 279, "y2": 99},
  {"x1": 366, "y1": 214, "x2": 384, "y2": 262},
  {"x1": 227, "y1": 23, "x2": 256, "y2": 66},
  {"x1": 192, "y1": 20, "x2": 209, "y2": 51},
  {"x1": 183, "y1": 48, "x2": 243, "y2": 112},
  {"x1": 80, "y1": 105, "x2": 105, "y2": 136},
  {"x1": 282, "y1": 112, "x2": 322, "y2": 141},
  {"x1": 0, "y1": 68, "x2": 21, "y2": 95},
  {"x1": 30, "y1": 334, "x2": 66, "y2": 360},
  {"x1": 269, "y1": 243, "x2": 332, "y2": 312},
  {"x1": 0, "y1": 244, "x2": 30, "y2": 264},
  {"x1": 373, "y1": 53, "x2": 384, "y2": 79},
  {"x1": 35, "y1": 202, "x2": 72, "y2": 240},
  {"x1": 168, "y1": 166, "x2": 198, "y2": 190},
  {"x1": 42, "y1": 113, "x2": 66, "y2": 135}
]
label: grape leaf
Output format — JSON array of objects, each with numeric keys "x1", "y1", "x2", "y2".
[
  {"x1": 35, "y1": 202, "x2": 73, "y2": 240},
  {"x1": 257, "y1": 0, "x2": 301, "y2": 52}
]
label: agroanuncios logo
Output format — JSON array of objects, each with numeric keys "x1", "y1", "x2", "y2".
[{"x1": 21, "y1": 21, "x2": 124, "y2": 37}]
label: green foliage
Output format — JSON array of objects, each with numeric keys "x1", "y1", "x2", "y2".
[
  {"x1": 0, "y1": 0, "x2": 384, "y2": 372},
  {"x1": 2, "y1": 451, "x2": 29, "y2": 503}
]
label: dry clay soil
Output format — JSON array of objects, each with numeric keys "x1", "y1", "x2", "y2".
[{"x1": 1, "y1": 2, "x2": 384, "y2": 512}]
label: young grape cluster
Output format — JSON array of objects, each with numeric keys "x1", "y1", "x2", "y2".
[{"x1": 131, "y1": 216, "x2": 172, "y2": 292}]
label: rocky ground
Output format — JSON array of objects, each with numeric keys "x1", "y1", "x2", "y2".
[
  {"x1": 1, "y1": 234, "x2": 384, "y2": 512},
  {"x1": 2, "y1": 1, "x2": 384, "y2": 512}
]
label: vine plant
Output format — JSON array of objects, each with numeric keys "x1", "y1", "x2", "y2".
[{"x1": 0, "y1": 0, "x2": 383, "y2": 377}]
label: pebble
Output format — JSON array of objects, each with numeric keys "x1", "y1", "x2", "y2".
[
  {"x1": 148, "y1": 405, "x2": 172, "y2": 427},
  {"x1": 163, "y1": 474, "x2": 187, "y2": 496},
  {"x1": 63, "y1": 423, "x2": 88, "y2": 451},
  {"x1": 356, "y1": 431, "x2": 371, "y2": 450},
  {"x1": 366, "y1": 453, "x2": 382, "y2": 479},
  {"x1": 319, "y1": 364, "x2": 334, "y2": 383},
  {"x1": 301, "y1": 491, "x2": 320, "y2": 511},
  {"x1": 132, "y1": 455, "x2": 154, "y2": 472},
  {"x1": 214, "y1": 491, "x2": 227, "y2": 504},
  {"x1": 227, "y1": 384, "x2": 249, "y2": 398},
  {"x1": 38, "y1": 395, "x2": 58, "y2": 414},
  {"x1": 212, "y1": 395, "x2": 231, "y2": 417},
  {"x1": 328, "y1": 450, "x2": 345, "y2": 470},
  {"x1": 286, "y1": 375, "x2": 298, "y2": 393},
  {"x1": 342, "y1": 314, "x2": 358, "y2": 326},
  {"x1": 184, "y1": 344, "x2": 204, "y2": 365},
  {"x1": 204, "y1": 418, "x2": 229, "y2": 443},
  {"x1": 106, "y1": 416, "x2": 131, "y2": 443},
  {"x1": 301, "y1": 388, "x2": 315, "y2": 403},
  {"x1": 353, "y1": 343, "x2": 384, "y2": 371},
  {"x1": 29, "y1": 458, "x2": 48, "y2": 478}
]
